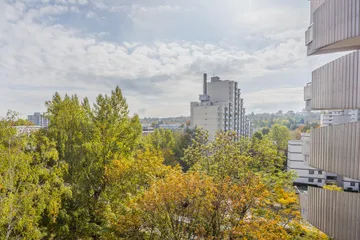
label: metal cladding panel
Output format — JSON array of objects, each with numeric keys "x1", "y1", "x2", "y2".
[
  {"x1": 304, "y1": 85, "x2": 312, "y2": 101},
  {"x1": 310, "y1": 122, "x2": 360, "y2": 180},
  {"x1": 308, "y1": 187, "x2": 360, "y2": 240},
  {"x1": 308, "y1": 51, "x2": 360, "y2": 110},
  {"x1": 305, "y1": 2, "x2": 360, "y2": 239},
  {"x1": 307, "y1": 0, "x2": 360, "y2": 55}
]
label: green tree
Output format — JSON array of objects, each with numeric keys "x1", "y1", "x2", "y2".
[
  {"x1": 143, "y1": 128, "x2": 176, "y2": 166},
  {"x1": 0, "y1": 111, "x2": 69, "y2": 239},
  {"x1": 269, "y1": 124, "x2": 291, "y2": 153},
  {"x1": 13, "y1": 118, "x2": 34, "y2": 126},
  {"x1": 252, "y1": 131, "x2": 263, "y2": 140},
  {"x1": 173, "y1": 128, "x2": 194, "y2": 171},
  {"x1": 261, "y1": 127, "x2": 270, "y2": 136},
  {"x1": 44, "y1": 86, "x2": 142, "y2": 238},
  {"x1": 116, "y1": 131, "x2": 327, "y2": 239}
]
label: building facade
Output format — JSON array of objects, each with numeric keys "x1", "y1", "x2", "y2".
[
  {"x1": 190, "y1": 73, "x2": 252, "y2": 139},
  {"x1": 28, "y1": 112, "x2": 49, "y2": 128},
  {"x1": 142, "y1": 127, "x2": 155, "y2": 136},
  {"x1": 288, "y1": 133, "x2": 359, "y2": 191},
  {"x1": 301, "y1": 1, "x2": 360, "y2": 239},
  {"x1": 320, "y1": 110, "x2": 360, "y2": 126},
  {"x1": 14, "y1": 125, "x2": 42, "y2": 136},
  {"x1": 288, "y1": 135, "x2": 325, "y2": 187}
]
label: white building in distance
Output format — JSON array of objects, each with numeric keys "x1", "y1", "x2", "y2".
[
  {"x1": 320, "y1": 110, "x2": 360, "y2": 127},
  {"x1": 14, "y1": 125, "x2": 42, "y2": 136},
  {"x1": 28, "y1": 112, "x2": 49, "y2": 128},
  {"x1": 190, "y1": 74, "x2": 250, "y2": 140}
]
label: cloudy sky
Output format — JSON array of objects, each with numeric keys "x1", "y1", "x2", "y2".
[{"x1": 0, "y1": 0, "x2": 343, "y2": 117}]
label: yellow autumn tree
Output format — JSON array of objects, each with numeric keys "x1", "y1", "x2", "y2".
[{"x1": 102, "y1": 147, "x2": 178, "y2": 237}]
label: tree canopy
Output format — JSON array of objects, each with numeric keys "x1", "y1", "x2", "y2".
[{"x1": 0, "y1": 88, "x2": 328, "y2": 239}]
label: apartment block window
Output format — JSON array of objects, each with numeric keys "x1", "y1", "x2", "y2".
[
  {"x1": 326, "y1": 176, "x2": 337, "y2": 180},
  {"x1": 318, "y1": 179, "x2": 322, "y2": 183},
  {"x1": 309, "y1": 178, "x2": 314, "y2": 183},
  {"x1": 318, "y1": 170, "x2": 322, "y2": 175},
  {"x1": 309, "y1": 170, "x2": 314, "y2": 174},
  {"x1": 351, "y1": 182, "x2": 356, "y2": 187}
]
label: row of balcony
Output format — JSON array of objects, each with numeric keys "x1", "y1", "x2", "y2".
[
  {"x1": 300, "y1": 187, "x2": 360, "y2": 240},
  {"x1": 304, "y1": 50, "x2": 360, "y2": 110},
  {"x1": 306, "y1": 0, "x2": 360, "y2": 56},
  {"x1": 309, "y1": 122, "x2": 360, "y2": 180},
  {"x1": 304, "y1": 1, "x2": 360, "y2": 239}
]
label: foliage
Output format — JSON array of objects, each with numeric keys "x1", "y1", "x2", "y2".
[
  {"x1": 142, "y1": 128, "x2": 176, "y2": 166},
  {"x1": 0, "y1": 89, "x2": 330, "y2": 239},
  {"x1": 44, "y1": 86, "x2": 142, "y2": 238},
  {"x1": 248, "y1": 111, "x2": 320, "y2": 131},
  {"x1": 172, "y1": 128, "x2": 194, "y2": 171},
  {"x1": 140, "y1": 128, "x2": 194, "y2": 171},
  {"x1": 323, "y1": 185, "x2": 343, "y2": 192},
  {"x1": 112, "y1": 129, "x2": 328, "y2": 239},
  {"x1": 103, "y1": 147, "x2": 176, "y2": 238},
  {"x1": 301, "y1": 122, "x2": 320, "y2": 133},
  {"x1": 124, "y1": 171, "x2": 271, "y2": 239},
  {"x1": 269, "y1": 124, "x2": 292, "y2": 152},
  {"x1": 0, "y1": 111, "x2": 69, "y2": 239},
  {"x1": 252, "y1": 131, "x2": 263, "y2": 140}
]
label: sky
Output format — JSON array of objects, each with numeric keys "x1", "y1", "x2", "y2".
[{"x1": 0, "y1": 0, "x2": 346, "y2": 118}]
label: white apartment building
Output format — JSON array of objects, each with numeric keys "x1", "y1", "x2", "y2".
[
  {"x1": 14, "y1": 125, "x2": 42, "y2": 136},
  {"x1": 288, "y1": 135, "x2": 325, "y2": 187},
  {"x1": 244, "y1": 117, "x2": 253, "y2": 138},
  {"x1": 28, "y1": 112, "x2": 49, "y2": 128},
  {"x1": 190, "y1": 74, "x2": 251, "y2": 139},
  {"x1": 320, "y1": 110, "x2": 360, "y2": 127}
]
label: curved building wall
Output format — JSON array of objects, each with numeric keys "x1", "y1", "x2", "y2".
[
  {"x1": 307, "y1": 0, "x2": 360, "y2": 55},
  {"x1": 307, "y1": 187, "x2": 360, "y2": 240},
  {"x1": 306, "y1": 50, "x2": 360, "y2": 110},
  {"x1": 310, "y1": 122, "x2": 360, "y2": 180}
]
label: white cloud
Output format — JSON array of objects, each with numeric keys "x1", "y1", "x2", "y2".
[
  {"x1": 243, "y1": 87, "x2": 304, "y2": 105},
  {"x1": 86, "y1": 10, "x2": 96, "y2": 18},
  {"x1": 243, "y1": 87, "x2": 305, "y2": 113},
  {"x1": 0, "y1": 0, "x2": 319, "y2": 117},
  {"x1": 77, "y1": 0, "x2": 88, "y2": 5}
]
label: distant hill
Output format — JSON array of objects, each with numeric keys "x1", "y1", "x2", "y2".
[{"x1": 247, "y1": 111, "x2": 321, "y2": 131}]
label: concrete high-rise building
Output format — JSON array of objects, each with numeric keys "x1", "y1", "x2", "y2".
[
  {"x1": 301, "y1": 1, "x2": 360, "y2": 239},
  {"x1": 190, "y1": 73, "x2": 252, "y2": 139},
  {"x1": 28, "y1": 112, "x2": 49, "y2": 128}
]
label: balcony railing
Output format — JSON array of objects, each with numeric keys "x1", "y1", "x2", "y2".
[
  {"x1": 306, "y1": 187, "x2": 360, "y2": 240},
  {"x1": 307, "y1": 0, "x2": 360, "y2": 55},
  {"x1": 305, "y1": 24, "x2": 313, "y2": 45},
  {"x1": 306, "y1": 50, "x2": 360, "y2": 110},
  {"x1": 310, "y1": 122, "x2": 360, "y2": 180}
]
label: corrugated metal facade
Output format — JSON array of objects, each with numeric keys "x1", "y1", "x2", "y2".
[
  {"x1": 310, "y1": 122, "x2": 360, "y2": 182},
  {"x1": 307, "y1": 187, "x2": 360, "y2": 240},
  {"x1": 307, "y1": 0, "x2": 360, "y2": 55},
  {"x1": 304, "y1": 1, "x2": 360, "y2": 239},
  {"x1": 307, "y1": 50, "x2": 360, "y2": 110}
]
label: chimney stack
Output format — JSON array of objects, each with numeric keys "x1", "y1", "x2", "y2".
[{"x1": 203, "y1": 73, "x2": 207, "y2": 95}]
